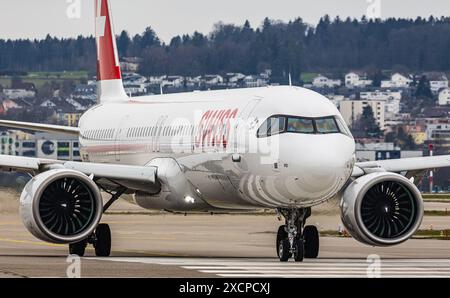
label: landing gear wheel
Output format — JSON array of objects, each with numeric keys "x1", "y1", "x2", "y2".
[
  {"x1": 278, "y1": 238, "x2": 291, "y2": 262},
  {"x1": 69, "y1": 240, "x2": 87, "y2": 257},
  {"x1": 304, "y1": 225, "x2": 319, "y2": 258},
  {"x1": 94, "y1": 224, "x2": 111, "y2": 257},
  {"x1": 276, "y1": 225, "x2": 290, "y2": 258},
  {"x1": 293, "y1": 238, "x2": 304, "y2": 262}
]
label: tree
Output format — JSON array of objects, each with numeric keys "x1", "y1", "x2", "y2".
[
  {"x1": 385, "y1": 126, "x2": 417, "y2": 150},
  {"x1": 117, "y1": 31, "x2": 131, "y2": 56},
  {"x1": 37, "y1": 82, "x2": 54, "y2": 99},
  {"x1": 352, "y1": 106, "x2": 382, "y2": 138},
  {"x1": 60, "y1": 80, "x2": 75, "y2": 98},
  {"x1": 415, "y1": 75, "x2": 433, "y2": 98},
  {"x1": 140, "y1": 27, "x2": 160, "y2": 49}
]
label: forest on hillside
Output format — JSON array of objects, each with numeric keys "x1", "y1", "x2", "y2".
[{"x1": 1, "y1": 15, "x2": 450, "y2": 82}]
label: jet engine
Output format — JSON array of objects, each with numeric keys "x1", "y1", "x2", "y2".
[
  {"x1": 340, "y1": 172, "x2": 423, "y2": 246},
  {"x1": 20, "y1": 169, "x2": 103, "y2": 244}
]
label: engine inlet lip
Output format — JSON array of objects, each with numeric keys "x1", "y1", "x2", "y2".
[
  {"x1": 354, "y1": 173, "x2": 424, "y2": 246},
  {"x1": 31, "y1": 169, "x2": 103, "y2": 244}
]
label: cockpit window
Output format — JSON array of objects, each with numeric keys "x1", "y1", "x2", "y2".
[
  {"x1": 257, "y1": 116, "x2": 286, "y2": 137},
  {"x1": 287, "y1": 118, "x2": 314, "y2": 133},
  {"x1": 315, "y1": 117, "x2": 339, "y2": 134},
  {"x1": 257, "y1": 115, "x2": 353, "y2": 138},
  {"x1": 335, "y1": 116, "x2": 353, "y2": 138}
]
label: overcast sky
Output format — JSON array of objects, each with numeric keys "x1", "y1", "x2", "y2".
[{"x1": 1, "y1": 0, "x2": 449, "y2": 42}]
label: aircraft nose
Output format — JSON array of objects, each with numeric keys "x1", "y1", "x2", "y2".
[{"x1": 281, "y1": 135, "x2": 354, "y2": 202}]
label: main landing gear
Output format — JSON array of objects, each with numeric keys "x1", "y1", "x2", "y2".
[
  {"x1": 276, "y1": 208, "x2": 319, "y2": 262},
  {"x1": 69, "y1": 223, "x2": 112, "y2": 257},
  {"x1": 69, "y1": 187, "x2": 126, "y2": 257}
]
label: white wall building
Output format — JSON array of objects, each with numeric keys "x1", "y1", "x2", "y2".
[
  {"x1": 345, "y1": 72, "x2": 373, "y2": 88},
  {"x1": 381, "y1": 73, "x2": 412, "y2": 88},
  {"x1": 360, "y1": 90, "x2": 402, "y2": 101},
  {"x1": 312, "y1": 75, "x2": 341, "y2": 88},
  {"x1": 426, "y1": 123, "x2": 450, "y2": 140},
  {"x1": 3, "y1": 89, "x2": 35, "y2": 99},
  {"x1": 430, "y1": 76, "x2": 448, "y2": 93},
  {"x1": 438, "y1": 88, "x2": 450, "y2": 106},
  {"x1": 360, "y1": 90, "x2": 401, "y2": 120}
]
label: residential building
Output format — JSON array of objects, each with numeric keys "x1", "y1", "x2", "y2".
[
  {"x1": 58, "y1": 113, "x2": 82, "y2": 127},
  {"x1": 339, "y1": 100, "x2": 386, "y2": 130},
  {"x1": 381, "y1": 73, "x2": 413, "y2": 88},
  {"x1": 425, "y1": 72, "x2": 448, "y2": 93},
  {"x1": 124, "y1": 84, "x2": 147, "y2": 96},
  {"x1": 243, "y1": 75, "x2": 268, "y2": 88},
  {"x1": 426, "y1": 123, "x2": 450, "y2": 140},
  {"x1": 312, "y1": 75, "x2": 341, "y2": 88},
  {"x1": 360, "y1": 90, "x2": 402, "y2": 101},
  {"x1": 203, "y1": 75, "x2": 224, "y2": 86},
  {"x1": 345, "y1": 72, "x2": 373, "y2": 88},
  {"x1": 3, "y1": 89, "x2": 35, "y2": 99},
  {"x1": 438, "y1": 88, "x2": 450, "y2": 106}
]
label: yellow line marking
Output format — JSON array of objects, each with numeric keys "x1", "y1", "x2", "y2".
[{"x1": 0, "y1": 237, "x2": 65, "y2": 248}]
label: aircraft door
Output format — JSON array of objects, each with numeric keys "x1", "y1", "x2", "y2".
[{"x1": 114, "y1": 114, "x2": 130, "y2": 162}]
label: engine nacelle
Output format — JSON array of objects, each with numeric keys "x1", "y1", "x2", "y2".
[
  {"x1": 20, "y1": 169, "x2": 103, "y2": 244},
  {"x1": 340, "y1": 172, "x2": 423, "y2": 246}
]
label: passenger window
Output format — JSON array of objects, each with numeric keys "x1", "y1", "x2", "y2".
[
  {"x1": 257, "y1": 116, "x2": 286, "y2": 137},
  {"x1": 287, "y1": 118, "x2": 314, "y2": 134},
  {"x1": 315, "y1": 117, "x2": 339, "y2": 134}
]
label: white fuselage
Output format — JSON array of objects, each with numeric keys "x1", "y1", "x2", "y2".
[{"x1": 78, "y1": 86, "x2": 356, "y2": 210}]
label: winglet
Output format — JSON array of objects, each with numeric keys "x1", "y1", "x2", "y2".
[{"x1": 95, "y1": 0, "x2": 127, "y2": 102}]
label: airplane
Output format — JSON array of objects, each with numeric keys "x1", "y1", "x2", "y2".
[{"x1": 0, "y1": 0, "x2": 449, "y2": 262}]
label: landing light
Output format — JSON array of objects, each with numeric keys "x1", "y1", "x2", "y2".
[{"x1": 184, "y1": 196, "x2": 195, "y2": 204}]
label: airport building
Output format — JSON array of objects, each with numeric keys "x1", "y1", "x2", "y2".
[
  {"x1": 355, "y1": 142, "x2": 423, "y2": 162},
  {"x1": 0, "y1": 131, "x2": 81, "y2": 161}
]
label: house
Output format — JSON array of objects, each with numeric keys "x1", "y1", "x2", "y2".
[
  {"x1": 312, "y1": 75, "x2": 341, "y2": 88},
  {"x1": 12, "y1": 82, "x2": 36, "y2": 91},
  {"x1": 203, "y1": 75, "x2": 224, "y2": 86},
  {"x1": 123, "y1": 73, "x2": 147, "y2": 85},
  {"x1": 73, "y1": 84, "x2": 97, "y2": 101},
  {"x1": 124, "y1": 84, "x2": 147, "y2": 96},
  {"x1": 360, "y1": 90, "x2": 402, "y2": 101},
  {"x1": 345, "y1": 72, "x2": 373, "y2": 88},
  {"x1": 58, "y1": 113, "x2": 82, "y2": 127},
  {"x1": 438, "y1": 88, "x2": 450, "y2": 106},
  {"x1": 2, "y1": 98, "x2": 33, "y2": 111},
  {"x1": 3, "y1": 89, "x2": 36, "y2": 99},
  {"x1": 120, "y1": 62, "x2": 139, "y2": 72},
  {"x1": 39, "y1": 98, "x2": 77, "y2": 113},
  {"x1": 381, "y1": 73, "x2": 412, "y2": 88},
  {"x1": 425, "y1": 73, "x2": 449, "y2": 93},
  {"x1": 339, "y1": 99, "x2": 386, "y2": 130},
  {"x1": 120, "y1": 57, "x2": 142, "y2": 73},
  {"x1": 225, "y1": 73, "x2": 246, "y2": 87},
  {"x1": 243, "y1": 75, "x2": 268, "y2": 88},
  {"x1": 162, "y1": 76, "x2": 184, "y2": 88}
]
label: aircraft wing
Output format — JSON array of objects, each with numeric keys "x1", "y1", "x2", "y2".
[
  {"x1": 0, "y1": 155, "x2": 158, "y2": 192},
  {"x1": 0, "y1": 120, "x2": 79, "y2": 136},
  {"x1": 352, "y1": 155, "x2": 450, "y2": 177}
]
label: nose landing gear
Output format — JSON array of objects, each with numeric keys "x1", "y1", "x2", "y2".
[{"x1": 276, "y1": 208, "x2": 319, "y2": 262}]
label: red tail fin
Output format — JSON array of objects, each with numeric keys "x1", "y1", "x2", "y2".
[{"x1": 95, "y1": 0, "x2": 127, "y2": 102}]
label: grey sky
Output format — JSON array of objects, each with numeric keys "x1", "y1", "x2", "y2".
[{"x1": 0, "y1": 0, "x2": 449, "y2": 42}]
